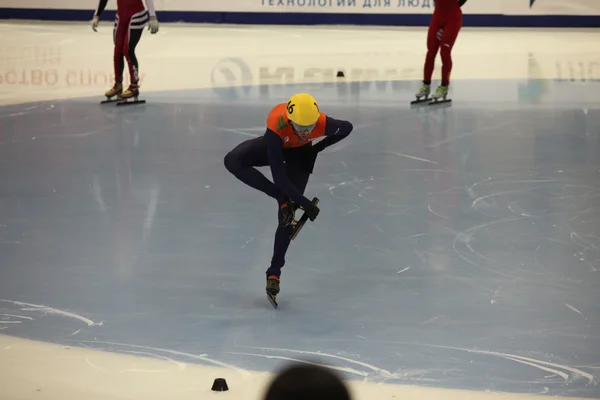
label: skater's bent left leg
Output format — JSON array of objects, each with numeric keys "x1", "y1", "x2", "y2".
[{"x1": 224, "y1": 137, "x2": 286, "y2": 204}]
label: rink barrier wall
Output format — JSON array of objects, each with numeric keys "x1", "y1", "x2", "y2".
[{"x1": 1, "y1": 9, "x2": 599, "y2": 27}]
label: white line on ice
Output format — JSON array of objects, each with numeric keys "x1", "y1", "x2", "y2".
[
  {"x1": 226, "y1": 352, "x2": 368, "y2": 377},
  {"x1": 0, "y1": 314, "x2": 33, "y2": 320},
  {"x1": 565, "y1": 304, "x2": 586, "y2": 319},
  {"x1": 0, "y1": 299, "x2": 98, "y2": 326},
  {"x1": 239, "y1": 346, "x2": 392, "y2": 376},
  {"x1": 382, "y1": 151, "x2": 438, "y2": 164}
]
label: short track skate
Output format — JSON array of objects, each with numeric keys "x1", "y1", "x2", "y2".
[
  {"x1": 411, "y1": 84, "x2": 452, "y2": 106},
  {"x1": 428, "y1": 85, "x2": 452, "y2": 106},
  {"x1": 266, "y1": 276, "x2": 280, "y2": 309},
  {"x1": 289, "y1": 197, "x2": 319, "y2": 241},
  {"x1": 410, "y1": 83, "x2": 431, "y2": 106},
  {"x1": 116, "y1": 85, "x2": 146, "y2": 106},
  {"x1": 101, "y1": 83, "x2": 123, "y2": 104},
  {"x1": 100, "y1": 84, "x2": 146, "y2": 106}
]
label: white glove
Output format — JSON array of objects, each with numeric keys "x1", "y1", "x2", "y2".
[
  {"x1": 148, "y1": 16, "x2": 159, "y2": 34},
  {"x1": 91, "y1": 15, "x2": 99, "y2": 32}
]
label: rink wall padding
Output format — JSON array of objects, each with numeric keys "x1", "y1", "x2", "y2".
[{"x1": 0, "y1": 9, "x2": 599, "y2": 27}]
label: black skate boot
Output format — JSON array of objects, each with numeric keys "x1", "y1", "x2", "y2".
[
  {"x1": 278, "y1": 199, "x2": 298, "y2": 228},
  {"x1": 266, "y1": 275, "x2": 280, "y2": 309}
]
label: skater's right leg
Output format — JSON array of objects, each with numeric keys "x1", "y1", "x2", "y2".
[
  {"x1": 264, "y1": 147, "x2": 316, "y2": 298},
  {"x1": 106, "y1": 14, "x2": 127, "y2": 98},
  {"x1": 431, "y1": 11, "x2": 462, "y2": 100},
  {"x1": 424, "y1": 15, "x2": 442, "y2": 85},
  {"x1": 416, "y1": 15, "x2": 442, "y2": 98},
  {"x1": 266, "y1": 160, "x2": 312, "y2": 280},
  {"x1": 224, "y1": 137, "x2": 286, "y2": 204}
]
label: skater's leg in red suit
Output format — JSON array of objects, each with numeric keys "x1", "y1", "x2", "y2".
[
  {"x1": 112, "y1": 14, "x2": 128, "y2": 84},
  {"x1": 424, "y1": 14, "x2": 443, "y2": 84},
  {"x1": 439, "y1": 10, "x2": 463, "y2": 85}
]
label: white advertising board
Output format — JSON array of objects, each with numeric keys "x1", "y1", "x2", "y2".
[{"x1": 1, "y1": 0, "x2": 599, "y2": 16}]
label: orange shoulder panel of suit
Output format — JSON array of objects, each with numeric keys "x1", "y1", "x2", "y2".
[
  {"x1": 311, "y1": 113, "x2": 327, "y2": 139},
  {"x1": 266, "y1": 103, "x2": 288, "y2": 134}
]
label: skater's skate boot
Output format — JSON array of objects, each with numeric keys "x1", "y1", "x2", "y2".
[
  {"x1": 105, "y1": 82, "x2": 123, "y2": 98},
  {"x1": 116, "y1": 84, "x2": 146, "y2": 106},
  {"x1": 278, "y1": 199, "x2": 298, "y2": 228},
  {"x1": 119, "y1": 84, "x2": 140, "y2": 100},
  {"x1": 101, "y1": 83, "x2": 123, "y2": 103},
  {"x1": 431, "y1": 85, "x2": 449, "y2": 101},
  {"x1": 415, "y1": 83, "x2": 431, "y2": 100},
  {"x1": 266, "y1": 275, "x2": 280, "y2": 297},
  {"x1": 410, "y1": 83, "x2": 431, "y2": 105}
]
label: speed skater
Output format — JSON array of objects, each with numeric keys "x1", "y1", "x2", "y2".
[
  {"x1": 92, "y1": 0, "x2": 160, "y2": 102},
  {"x1": 415, "y1": 0, "x2": 468, "y2": 102},
  {"x1": 224, "y1": 93, "x2": 353, "y2": 305}
]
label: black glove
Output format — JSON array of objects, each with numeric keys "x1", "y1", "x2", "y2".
[{"x1": 302, "y1": 202, "x2": 320, "y2": 221}]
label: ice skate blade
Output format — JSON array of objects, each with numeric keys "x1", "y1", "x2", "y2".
[
  {"x1": 100, "y1": 97, "x2": 121, "y2": 104},
  {"x1": 290, "y1": 197, "x2": 319, "y2": 241},
  {"x1": 410, "y1": 97, "x2": 430, "y2": 106},
  {"x1": 267, "y1": 292, "x2": 278, "y2": 309},
  {"x1": 429, "y1": 98, "x2": 452, "y2": 106},
  {"x1": 116, "y1": 97, "x2": 146, "y2": 107}
]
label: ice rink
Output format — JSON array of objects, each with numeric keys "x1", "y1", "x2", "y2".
[{"x1": 0, "y1": 21, "x2": 599, "y2": 400}]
